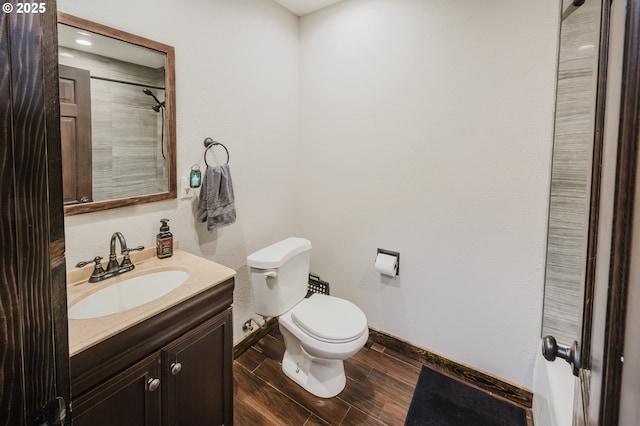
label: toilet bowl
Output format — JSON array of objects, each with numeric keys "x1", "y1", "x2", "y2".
[
  {"x1": 247, "y1": 237, "x2": 369, "y2": 398},
  {"x1": 279, "y1": 294, "x2": 369, "y2": 398}
]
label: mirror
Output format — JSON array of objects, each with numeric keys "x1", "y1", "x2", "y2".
[{"x1": 57, "y1": 12, "x2": 176, "y2": 216}]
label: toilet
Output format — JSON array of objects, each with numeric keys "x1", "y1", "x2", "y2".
[{"x1": 247, "y1": 237, "x2": 369, "y2": 398}]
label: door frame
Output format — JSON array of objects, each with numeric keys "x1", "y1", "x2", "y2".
[
  {"x1": 0, "y1": 0, "x2": 70, "y2": 424},
  {"x1": 597, "y1": 0, "x2": 640, "y2": 423},
  {"x1": 575, "y1": 0, "x2": 613, "y2": 422},
  {"x1": 580, "y1": 0, "x2": 640, "y2": 424}
]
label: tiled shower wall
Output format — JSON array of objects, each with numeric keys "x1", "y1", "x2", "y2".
[
  {"x1": 542, "y1": 0, "x2": 602, "y2": 345},
  {"x1": 59, "y1": 47, "x2": 167, "y2": 202}
]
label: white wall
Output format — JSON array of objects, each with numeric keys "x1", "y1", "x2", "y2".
[
  {"x1": 59, "y1": 0, "x2": 561, "y2": 391},
  {"x1": 58, "y1": 0, "x2": 300, "y2": 340},
  {"x1": 297, "y1": 0, "x2": 560, "y2": 388}
]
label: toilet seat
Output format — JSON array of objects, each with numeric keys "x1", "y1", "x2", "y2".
[{"x1": 291, "y1": 294, "x2": 367, "y2": 343}]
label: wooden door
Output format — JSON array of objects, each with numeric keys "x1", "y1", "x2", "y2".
[
  {"x1": 161, "y1": 310, "x2": 233, "y2": 426},
  {"x1": 0, "y1": 1, "x2": 70, "y2": 425},
  {"x1": 59, "y1": 64, "x2": 92, "y2": 205},
  {"x1": 540, "y1": 0, "x2": 610, "y2": 422}
]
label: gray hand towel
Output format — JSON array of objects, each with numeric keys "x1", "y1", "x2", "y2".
[{"x1": 197, "y1": 164, "x2": 236, "y2": 230}]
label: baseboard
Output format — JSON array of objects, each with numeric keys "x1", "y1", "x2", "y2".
[
  {"x1": 368, "y1": 327, "x2": 533, "y2": 409},
  {"x1": 233, "y1": 317, "x2": 279, "y2": 359}
]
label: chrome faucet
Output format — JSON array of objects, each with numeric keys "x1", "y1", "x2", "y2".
[{"x1": 76, "y1": 232, "x2": 144, "y2": 282}]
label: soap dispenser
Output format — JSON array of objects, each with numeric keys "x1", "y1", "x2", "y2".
[{"x1": 156, "y1": 219, "x2": 173, "y2": 259}]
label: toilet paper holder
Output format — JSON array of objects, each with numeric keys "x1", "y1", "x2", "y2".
[{"x1": 376, "y1": 248, "x2": 400, "y2": 276}]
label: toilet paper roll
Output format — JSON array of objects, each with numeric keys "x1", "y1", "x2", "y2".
[{"x1": 375, "y1": 252, "x2": 398, "y2": 277}]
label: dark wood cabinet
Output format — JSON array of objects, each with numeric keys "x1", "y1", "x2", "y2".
[
  {"x1": 162, "y1": 311, "x2": 233, "y2": 426},
  {"x1": 72, "y1": 354, "x2": 162, "y2": 426},
  {"x1": 70, "y1": 279, "x2": 234, "y2": 426}
]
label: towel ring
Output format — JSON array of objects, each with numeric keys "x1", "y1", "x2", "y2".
[{"x1": 203, "y1": 137, "x2": 230, "y2": 167}]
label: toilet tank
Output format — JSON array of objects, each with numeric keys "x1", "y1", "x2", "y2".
[{"x1": 247, "y1": 237, "x2": 312, "y2": 317}]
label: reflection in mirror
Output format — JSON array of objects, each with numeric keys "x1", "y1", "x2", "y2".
[
  {"x1": 541, "y1": 0, "x2": 602, "y2": 346},
  {"x1": 57, "y1": 13, "x2": 176, "y2": 215}
]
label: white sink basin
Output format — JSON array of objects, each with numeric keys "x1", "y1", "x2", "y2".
[{"x1": 68, "y1": 270, "x2": 189, "y2": 320}]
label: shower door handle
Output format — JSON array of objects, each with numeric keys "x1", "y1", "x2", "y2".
[{"x1": 542, "y1": 335, "x2": 581, "y2": 377}]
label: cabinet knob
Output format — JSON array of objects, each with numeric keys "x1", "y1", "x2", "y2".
[
  {"x1": 170, "y1": 362, "x2": 182, "y2": 376},
  {"x1": 147, "y1": 378, "x2": 160, "y2": 392}
]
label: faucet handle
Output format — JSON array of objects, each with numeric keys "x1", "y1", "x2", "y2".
[
  {"x1": 122, "y1": 245, "x2": 145, "y2": 259},
  {"x1": 76, "y1": 256, "x2": 103, "y2": 268},
  {"x1": 120, "y1": 245, "x2": 145, "y2": 271},
  {"x1": 76, "y1": 257, "x2": 106, "y2": 283}
]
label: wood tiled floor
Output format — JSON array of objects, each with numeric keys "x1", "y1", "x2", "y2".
[{"x1": 233, "y1": 328, "x2": 423, "y2": 425}]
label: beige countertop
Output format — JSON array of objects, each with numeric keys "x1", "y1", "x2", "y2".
[{"x1": 67, "y1": 247, "x2": 236, "y2": 356}]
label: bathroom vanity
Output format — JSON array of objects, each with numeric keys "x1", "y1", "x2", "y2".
[{"x1": 66, "y1": 249, "x2": 235, "y2": 426}]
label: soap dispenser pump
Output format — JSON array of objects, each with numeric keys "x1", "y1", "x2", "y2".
[{"x1": 156, "y1": 218, "x2": 173, "y2": 259}]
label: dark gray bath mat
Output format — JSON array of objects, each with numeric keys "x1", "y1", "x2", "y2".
[{"x1": 405, "y1": 366, "x2": 527, "y2": 426}]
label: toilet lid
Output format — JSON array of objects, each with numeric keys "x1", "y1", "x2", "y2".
[{"x1": 291, "y1": 294, "x2": 367, "y2": 343}]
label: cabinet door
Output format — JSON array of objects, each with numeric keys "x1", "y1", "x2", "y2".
[
  {"x1": 162, "y1": 308, "x2": 233, "y2": 426},
  {"x1": 72, "y1": 353, "x2": 162, "y2": 426}
]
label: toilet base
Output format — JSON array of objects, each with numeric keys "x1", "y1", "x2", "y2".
[
  {"x1": 281, "y1": 348, "x2": 346, "y2": 398},
  {"x1": 277, "y1": 306, "x2": 368, "y2": 399}
]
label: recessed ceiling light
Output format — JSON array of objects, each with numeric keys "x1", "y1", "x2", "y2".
[
  {"x1": 75, "y1": 39, "x2": 92, "y2": 46},
  {"x1": 59, "y1": 52, "x2": 74, "y2": 58},
  {"x1": 76, "y1": 31, "x2": 92, "y2": 37}
]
